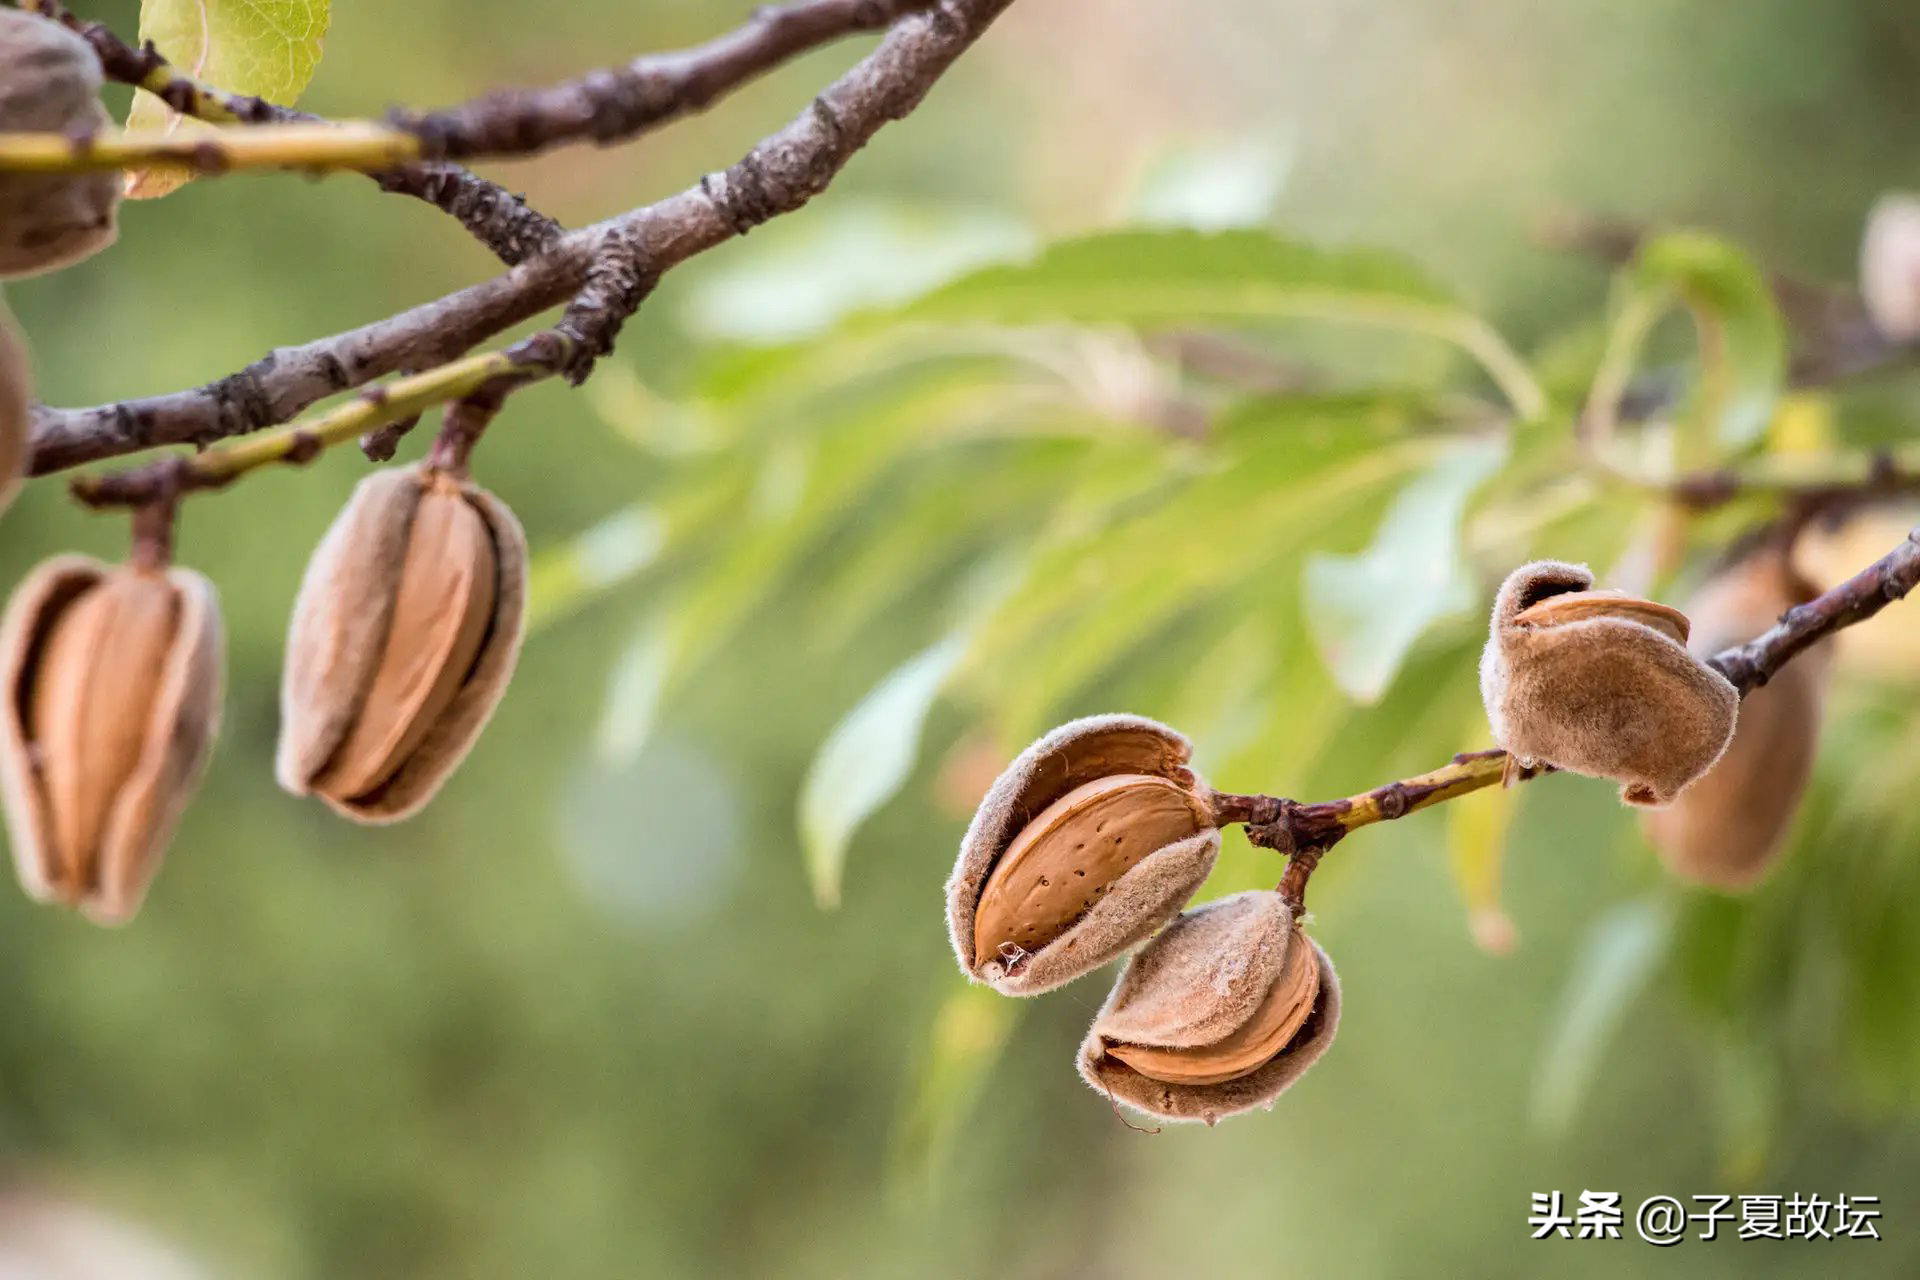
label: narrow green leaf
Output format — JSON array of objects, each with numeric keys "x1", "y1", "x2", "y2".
[
  {"x1": 889, "y1": 982, "x2": 1020, "y2": 1204},
  {"x1": 1633, "y1": 232, "x2": 1785, "y2": 450},
  {"x1": 1302, "y1": 436, "x2": 1505, "y2": 703},
  {"x1": 1532, "y1": 896, "x2": 1676, "y2": 1135},
  {"x1": 127, "y1": 0, "x2": 333, "y2": 199},
  {"x1": 595, "y1": 614, "x2": 675, "y2": 766},
  {"x1": 965, "y1": 395, "x2": 1434, "y2": 736},
  {"x1": 527, "y1": 507, "x2": 667, "y2": 631},
  {"x1": 798, "y1": 636, "x2": 966, "y2": 908},
  {"x1": 682, "y1": 200, "x2": 1034, "y2": 343},
  {"x1": 1446, "y1": 732, "x2": 1520, "y2": 955},
  {"x1": 1594, "y1": 232, "x2": 1786, "y2": 456},
  {"x1": 888, "y1": 229, "x2": 1544, "y2": 417}
]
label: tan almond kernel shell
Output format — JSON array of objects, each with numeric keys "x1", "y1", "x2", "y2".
[
  {"x1": 971, "y1": 772, "x2": 1211, "y2": 968},
  {"x1": 0, "y1": 557, "x2": 224, "y2": 924},
  {"x1": 1077, "y1": 891, "x2": 1342, "y2": 1124},
  {"x1": 945, "y1": 713, "x2": 1219, "y2": 997},
  {"x1": 276, "y1": 466, "x2": 422, "y2": 794},
  {"x1": 1511, "y1": 589, "x2": 1691, "y2": 647},
  {"x1": 310, "y1": 477, "x2": 499, "y2": 802},
  {"x1": 29, "y1": 568, "x2": 178, "y2": 899},
  {"x1": 279, "y1": 464, "x2": 527, "y2": 825},
  {"x1": 1106, "y1": 926, "x2": 1321, "y2": 1086}
]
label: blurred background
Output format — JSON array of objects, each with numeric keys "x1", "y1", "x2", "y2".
[{"x1": 4, "y1": 0, "x2": 1920, "y2": 1275}]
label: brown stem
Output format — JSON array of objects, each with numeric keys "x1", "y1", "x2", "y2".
[
  {"x1": 126, "y1": 469, "x2": 185, "y2": 569},
  {"x1": 389, "y1": 0, "x2": 939, "y2": 163},
  {"x1": 1216, "y1": 525, "x2": 1920, "y2": 910}
]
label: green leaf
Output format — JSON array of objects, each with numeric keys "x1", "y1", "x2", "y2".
[
  {"x1": 889, "y1": 982, "x2": 1020, "y2": 1203},
  {"x1": 963, "y1": 395, "x2": 1437, "y2": 737},
  {"x1": 1446, "y1": 732, "x2": 1520, "y2": 955},
  {"x1": 1634, "y1": 232, "x2": 1785, "y2": 450},
  {"x1": 1302, "y1": 436, "x2": 1505, "y2": 702},
  {"x1": 1706, "y1": 1030, "x2": 1777, "y2": 1183},
  {"x1": 127, "y1": 0, "x2": 333, "y2": 199},
  {"x1": 527, "y1": 507, "x2": 668, "y2": 631},
  {"x1": 1592, "y1": 232, "x2": 1786, "y2": 456},
  {"x1": 1532, "y1": 896, "x2": 1676, "y2": 1135},
  {"x1": 809, "y1": 437, "x2": 1095, "y2": 647},
  {"x1": 798, "y1": 636, "x2": 966, "y2": 909},
  {"x1": 889, "y1": 229, "x2": 1544, "y2": 417},
  {"x1": 682, "y1": 200, "x2": 1034, "y2": 344},
  {"x1": 595, "y1": 613, "x2": 675, "y2": 766}
]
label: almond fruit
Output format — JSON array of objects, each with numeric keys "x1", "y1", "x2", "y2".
[
  {"x1": 946, "y1": 714, "x2": 1220, "y2": 996},
  {"x1": 1642, "y1": 550, "x2": 1829, "y2": 889},
  {"x1": 0, "y1": 556, "x2": 224, "y2": 923},
  {"x1": 1479, "y1": 560, "x2": 1737, "y2": 806},
  {"x1": 0, "y1": 11, "x2": 121, "y2": 279},
  {"x1": 277, "y1": 464, "x2": 526, "y2": 824},
  {"x1": 1079, "y1": 891, "x2": 1340, "y2": 1124}
]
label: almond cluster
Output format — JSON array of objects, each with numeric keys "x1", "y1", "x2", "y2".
[
  {"x1": 947, "y1": 715, "x2": 1341, "y2": 1124},
  {"x1": 0, "y1": 462, "x2": 528, "y2": 924}
]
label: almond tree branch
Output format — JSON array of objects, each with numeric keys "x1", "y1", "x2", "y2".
[
  {"x1": 1657, "y1": 449, "x2": 1920, "y2": 513},
  {"x1": 392, "y1": 0, "x2": 939, "y2": 161},
  {"x1": 0, "y1": 0, "x2": 939, "y2": 176},
  {"x1": 1213, "y1": 523, "x2": 1920, "y2": 911},
  {"x1": 71, "y1": 232, "x2": 662, "y2": 507},
  {"x1": 38, "y1": 0, "x2": 1015, "y2": 479},
  {"x1": 17, "y1": 0, "x2": 563, "y2": 265}
]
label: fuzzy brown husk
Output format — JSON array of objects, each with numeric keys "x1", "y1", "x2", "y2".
[
  {"x1": 277, "y1": 465, "x2": 527, "y2": 824},
  {"x1": 1077, "y1": 891, "x2": 1340, "y2": 1123},
  {"x1": 0, "y1": 557, "x2": 225, "y2": 924},
  {"x1": 945, "y1": 714, "x2": 1219, "y2": 996},
  {"x1": 0, "y1": 12, "x2": 121, "y2": 279},
  {"x1": 1480, "y1": 560, "x2": 1738, "y2": 806}
]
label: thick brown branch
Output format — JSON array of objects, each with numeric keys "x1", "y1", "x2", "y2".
[
  {"x1": 23, "y1": 0, "x2": 562, "y2": 266},
  {"x1": 27, "y1": 0, "x2": 1015, "y2": 477},
  {"x1": 1217, "y1": 524, "x2": 1920, "y2": 911},
  {"x1": 1709, "y1": 524, "x2": 1920, "y2": 692}
]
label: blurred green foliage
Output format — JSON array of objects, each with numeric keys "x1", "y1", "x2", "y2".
[{"x1": 4, "y1": 0, "x2": 1920, "y2": 1276}]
